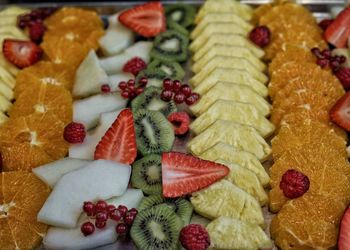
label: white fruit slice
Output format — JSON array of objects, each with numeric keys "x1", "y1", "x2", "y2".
[
  {"x1": 0, "y1": 93, "x2": 12, "y2": 112},
  {"x1": 69, "y1": 109, "x2": 122, "y2": 160},
  {"x1": 0, "y1": 80, "x2": 13, "y2": 100},
  {"x1": 0, "y1": 66, "x2": 15, "y2": 88},
  {"x1": 73, "y1": 93, "x2": 127, "y2": 130},
  {"x1": 108, "y1": 72, "x2": 133, "y2": 92},
  {"x1": 43, "y1": 189, "x2": 143, "y2": 250},
  {"x1": 0, "y1": 6, "x2": 29, "y2": 16},
  {"x1": 32, "y1": 158, "x2": 90, "y2": 188},
  {"x1": 0, "y1": 111, "x2": 8, "y2": 124},
  {"x1": 38, "y1": 160, "x2": 131, "y2": 228},
  {"x1": 0, "y1": 52, "x2": 19, "y2": 76}
]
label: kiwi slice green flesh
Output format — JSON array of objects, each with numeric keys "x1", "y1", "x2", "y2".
[
  {"x1": 131, "y1": 154, "x2": 162, "y2": 195},
  {"x1": 167, "y1": 20, "x2": 189, "y2": 37},
  {"x1": 134, "y1": 109, "x2": 175, "y2": 156},
  {"x1": 136, "y1": 69, "x2": 168, "y2": 88},
  {"x1": 165, "y1": 4, "x2": 196, "y2": 28},
  {"x1": 148, "y1": 59, "x2": 185, "y2": 80},
  {"x1": 130, "y1": 204, "x2": 183, "y2": 250},
  {"x1": 151, "y1": 30, "x2": 189, "y2": 63},
  {"x1": 131, "y1": 86, "x2": 177, "y2": 117},
  {"x1": 139, "y1": 195, "x2": 194, "y2": 225}
]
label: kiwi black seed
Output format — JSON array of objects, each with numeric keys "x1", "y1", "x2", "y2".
[
  {"x1": 136, "y1": 69, "x2": 168, "y2": 88},
  {"x1": 138, "y1": 195, "x2": 194, "y2": 225},
  {"x1": 165, "y1": 4, "x2": 196, "y2": 28},
  {"x1": 150, "y1": 30, "x2": 189, "y2": 63},
  {"x1": 148, "y1": 59, "x2": 185, "y2": 80},
  {"x1": 131, "y1": 154, "x2": 162, "y2": 195},
  {"x1": 130, "y1": 204, "x2": 183, "y2": 250},
  {"x1": 167, "y1": 19, "x2": 189, "y2": 37},
  {"x1": 131, "y1": 86, "x2": 177, "y2": 116},
  {"x1": 133, "y1": 109, "x2": 175, "y2": 156}
]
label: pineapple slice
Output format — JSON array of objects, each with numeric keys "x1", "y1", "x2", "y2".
[
  {"x1": 192, "y1": 45, "x2": 265, "y2": 72},
  {"x1": 193, "y1": 68, "x2": 268, "y2": 97},
  {"x1": 191, "y1": 34, "x2": 264, "y2": 58},
  {"x1": 190, "y1": 100, "x2": 275, "y2": 137},
  {"x1": 199, "y1": 142, "x2": 269, "y2": 186},
  {"x1": 216, "y1": 159, "x2": 268, "y2": 205},
  {"x1": 188, "y1": 120, "x2": 271, "y2": 161},
  {"x1": 191, "y1": 13, "x2": 253, "y2": 40},
  {"x1": 206, "y1": 216, "x2": 272, "y2": 250},
  {"x1": 190, "y1": 180, "x2": 264, "y2": 226},
  {"x1": 191, "y1": 55, "x2": 268, "y2": 84}
]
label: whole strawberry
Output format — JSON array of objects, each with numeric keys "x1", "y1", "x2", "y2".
[
  {"x1": 249, "y1": 26, "x2": 271, "y2": 48},
  {"x1": 64, "y1": 122, "x2": 86, "y2": 143},
  {"x1": 123, "y1": 57, "x2": 147, "y2": 76},
  {"x1": 280, "y1": 169, "x2": 310, "y2": 199},
  {"x1": 180, "y1": 224, "x2": 210, "y2": 250},
  {"x1": 335, "y1": 67, "x2": 350, "y2": 90}
]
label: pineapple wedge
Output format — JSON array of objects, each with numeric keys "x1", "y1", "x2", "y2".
[
  {"x1": 0, "y1": 80, "x2": 14, "y2": 101},
  {"x1": 192, "y1": 45, "x2": 265, "y2": 72},
  {"x1": 190, "y1": 82, "x2": 271, "y2": 117},
  {"x1": 193, "y1": 68, "x2": 268, "y2": 97},
  {"x1": 190, "y1": 100, "x2": 275, "y2": 137},
  {"x1": 0, "y1": 66, "x2": 15, "y2": 89},
  {"x1": 0, "y1": 52, "x2": 19, "y2": 76},
  {"x1": 190, "y1": 180, "x2": 264, "y2": 226},
  {"x1": 216, "y1": 159, "x2": 268, "y2": 205},
  {"x1": 191, "y1": 13, "x2": 253, "y2": 39},
  {"x1": 191, "y1": 56, "x2": 268, "y2": 84},
  {"x1": 199, "y1": 142, "x2": 270, "y2": 186},
  {"x1": 188, "y1": 120, "x2": 272, "y2": 161},
  {"x1": 206, "y1": 216, "x2": 272, "y2": 250},
  {"x1": 191, "y1": 34, "x2": 264, "y2": 58},
  {"x1": 0, "y1": 93, "x2": 12, "y2": 112}
]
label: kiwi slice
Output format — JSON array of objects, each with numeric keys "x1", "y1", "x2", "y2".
[
  {"x1": 131, "y1": 154, "x2": 162, "y2": 195},
  {"x1": 134, "y1": 109, "x2": 175, "y2": 156},
  {"x1": 151, "y1": 30, "x2": 189, "y2": 63},
  {"x1": 132, "y1": 86, "x2": 177, "y2": 117},
  {"x1": 148, "y1": 59, "x2": 185, "y2": 80},
  {"x1": 139, "y1": 195, "x2": 194, "y2": 225},
  {"x1": 130, "y1": 204, "x2": 183, "y2": 250},
  {"x1": 167, "y1": 20, "x2": 189, "y2": 37},
  {"x1": 136, "y1": 69, "x2": 167, "y2": 88},
  {"x1": 165, "y1": 4, "x2": 196, "y2": 28}
]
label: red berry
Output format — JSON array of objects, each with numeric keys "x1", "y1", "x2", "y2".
[
  {"x1": 249, "y1": 26, "x2": 270, "y2": 48},
  {"x1": 180, "y1": 224, "x2": 210, "y2": 250},
  {"x1": 83, "y1": 201, "x2": 95, "y2": 216},
  {"x1": 128, "y1": 85, "x2": 135, "y2": 92},
  {"x1": 339, "y1": 55, "x2": 347, "y2": 64},
  {"x1": 128, "y1": 208, "x2": 138, "y2": 216},
  {"x1": 29, "y1": 21, "x2": 46, "y2": 43},
  {"x1": 110, "y1": 209, "x2": 122, "y2": 221},
  {"x1": 185, "y1": 93, "x2": 200, "y2": 106},
  {"x1": 168, "y1": 112, "x2": 190, "y2": 135},
  {"x1": 106, "y1": 204, "x2": 116, "y2": 214},
  {"x1": 316, "y1": 58, "x2": 329, "y2": 68},
  {"x1": 129, "y1": 91, "x2": 136, "y2": 99},
  {"x1": 136, "y1": 87, "x2": 144, "y2": 95},
  {"x1": 180, "y1": 84, "x2": 192, "y2": 97},
  {"x1": 139, "y1": 77, "x2": 148, "y2": 87},
  {"x1": 95, "y1": 200, "x2": 108, "y2": 212},
  {"x1": 172, "y1": 80, "x2": 181, "y2": 92},
  {"x1": 121, "y1": 91, "x2": 130, "y2": 99},
  {"x1": 318, "y1": 18, "x2": 334, "y2": 31},
  {"x1": 81, "y1": 222, "x2": 95, "y2": 236},
  {"x1": 118, "y1": 205, "x2": 128, "y2": 217},
  {"x1": 330, "y1": 59, "x2": 340, "y2": 70},
  {"x1": 174, "y1": 93, "x2": 186, "y2": 104},
  {"x1": 161, "y1": 90, "x2": 174, "y2": 102},
  {"x1": 280, "y1": 169, "x2": 310, "y2": 199},
  {"x1": 101, "y1": 84, "x2": 111, "y2": 93},
  {"x1": 116, "y1": 223, "x2": 128, "y2": 235},
  {"x1": 124, "y1": 212, "x2": 136, "y2": 225},
  {"x1": 64, "y1": 122, "x2": 86, "y2": 144},
  {"x1": 123, "y1": 57, "x2": 147, "y2": 76},
  {"x1": 311, "y1": 47, "x2": 323, "y2": 58},
  {"x1": 321, "y1": 49, "x2": 332, "y2": 59},
  {"x1": 163, "y1": 78, "x2": 173, "y2": 90},
  {"x1": 96, "y1": 211, "x2": 109, "y2": 222},
  {"x1": 128, "y1": 79, "x2": 135, "y2": 86},
  {"x1": 118, "y1": 81, "x2": 127, "y2": 90},
  {"x1": 335, "y1": 67, "x2": 350, "y2": 90},
  {"x1": 95, "y1": 220, "x2": 107, "y2": 229}
]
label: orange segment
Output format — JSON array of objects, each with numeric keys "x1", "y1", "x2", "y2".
[
  {"x1": 14, "y1": 61, "x2": 75, "y2": 98},
  {"x1": 252, "y1": 3, "x2": 273, "y2": 24},
  {"x1": 0, "y1": 112, "x2": 68, "y2": 171},
  {"x1": 0, "y1": 218, "x2": 16, "y2": 250}
]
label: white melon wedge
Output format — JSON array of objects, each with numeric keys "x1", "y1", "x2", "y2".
[
  {"x1": 32, "y1": 158, "x2": 90, "y2": 188},
  {"x1": 73, "y1": 93, "x2": 127, "y2": 130},
  {"x1": 43, "y1": 189, "x2": 143, "y2": 250},
  {"x1": 38, "y1": 160, "x2": 131, "y2": 228},
  {"x1": 108, "y1": 72, "x2": 133, "y2": 92}
]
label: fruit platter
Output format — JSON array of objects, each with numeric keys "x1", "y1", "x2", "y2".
[{"x1": 1, "y1": 0, "x2": 350, "y2": 249}]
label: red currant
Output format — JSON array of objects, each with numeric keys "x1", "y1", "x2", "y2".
[
  {"x1": 174, "y1": 93, "x2": 185, "y2": 104},
  {"x1": 101, "y1": 84, "x2": 111, "y2": 93},
  {"x1": 110, "y1": 209, "x2": 122, "y2": 221},
  {"x1": 95, "y1": 220, "x2": 107, "y2": 229},
  {"x1": 116, "y1": 223, "x2": 128, "y2": 235},
  {"x1": 129, "y1": 91, "x2": 136, "y2": 99},
  {"x1": 83, "y1": 201, "x2": 95, "y2": 216},
  {"x1": 118, "y1": 205, "x2": 128, "y2": 217},
  {"x1": 172, "y1": 80, "x2": 181, "y2": 92},
  {"x1": 128, "y1": 208, "x2": 138, "y2": 216},
  {"x1": 118, "y1": 81, "x2": 127, "y2": 90},
  {"x1": 163, "y1": 78, "x2": 173, "y2": 90},
  {"x1": 95, "y1": 200, "x2": 108, "y2": 212},
  {"x1": 81, "y1": 222, "x2": 95, "y2": 236},
  {"x1": 180, "y1": 84, "x2": 192, "y2": 97},
  {"x1": 124, "y1": 212, "x2": 136, "y2": 225},
  {"x1": 185, "y1": 93, "x2": 200, "y2": 106},
  {"x1": 161, "y1": 90, "x2": 174, "y2": 102},
  {"x1": 96, "y1": 211, "x2": 109, "y2": 222},
  {"x1": 128, "y1": 85, "x2": 135, "y2": 92},
  {"x1": 136, "y1": 87, "x2": 144, "y2": 95},
  {"x1": 106, "y1": 204, "x2": 116, "y2": 214},
  {"x1": 128, "y1": 79, "x2": 135, "y2": 86},
  {"x1": 139, "y1": 77, "x2": 148, "y2": 87},
  {"x1": 121, "y1": 91, "x2": 130, "y2": 99},
  {"x1": 316, "y1": 58, "x2": 329, "y2": 68},
  {"x1": 321, "y1": 49, "x2": 331, "y2": 59}
]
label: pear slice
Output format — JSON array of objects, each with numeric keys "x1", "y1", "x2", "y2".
[
  {"x1": 190, "y1": 82, "x2": 271, "y2": 117},
  {"x1": 191, "y1": 55, "x2": 268, "y2": 84},
  {"x1": 190, "y1": 100, "x2": 275, "y2": 137},
  {"x1": 188, "y1": 120, "x2": 271, "y2": 161},
  {"x1": 193, "y1": 68, "x2": 268, "y2": 97},
  {"x1": 37, "y1": 160, "x2": 131, "y2": 228},
  {"x1": 190, "y1": 180, "x2": 264, "y2": 226}
]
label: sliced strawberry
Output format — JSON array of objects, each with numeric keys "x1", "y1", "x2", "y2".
[
  {"x1": 2, "y1": 39, "x2": 42, "y2": 69},
  {"x1": 94, "y1": 109, "x2": 137, "y2": 165},
  {"x1": 324, "y1": 6, "x2": 350, "y2": 48},
  {"x1": 339, "y1": 207, "x2": 350, "y2": 250},
  {"x1": 162, "y1": 152, "x2": 229, "y2": 198},
  {"x1": 118, "y1": 2, "x2": 166, "y2": 38},
  {"x1": 330, "y1": 92, "x2": 350, "y2": 131}
]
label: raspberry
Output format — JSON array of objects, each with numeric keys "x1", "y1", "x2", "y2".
[
  {"x1": 63, "y1": 122, "x2": 86, "y2": 144},
  {"x1": 318, "y1": 19, "x2": 334, "y2": 31},
  {"x1": 29, "y1": 21, "x2": 46, "y2": 44},
  {"x1": 180, "y1": 224, "x2": 210, "y2": 250},
  {"x1": 249, "y1": 26, "x2": 270, "y2": 48},
  {"x1": 167, "y1": 112, "x2": 190, "y2": 135},
  {"x1": 335, "y1": 67, "x2": 350, "y2": 90},
  {"x1": 280, "y1": 169, "x2": 310, "y2": 199},
  {"x1": 123, "y1": 57, "x2": 147, "y2": 76}
]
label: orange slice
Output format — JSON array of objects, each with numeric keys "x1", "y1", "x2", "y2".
[
  {"x1": 0, "y1": 171, "x2": 50, "y2": 250},
  {"x1": 252, "y1": 3, "x2": 273, "y2": 24},
  {"x1": 14, "y1": 61, "x2": 75, "y2": 98},
  {"x1": 0, "y1": 112, "x2": 68, "y2": 171},
  {"x1": 10, "y1": 84, "x2": 72, "y2": 124}
]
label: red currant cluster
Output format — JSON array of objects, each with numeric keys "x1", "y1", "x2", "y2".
[
  {"x1": 311, "y1": 48, "x2": 346, "y2": 71},
  {"x1": 118, "y1": 77, "x2": 148, "y2": 99},
  {"x1": 161, "y1": 79, "x2": 200, "y2": 105},
  {"x1": 80, "y1": 200, "x2": 138, "y2": 237}
]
